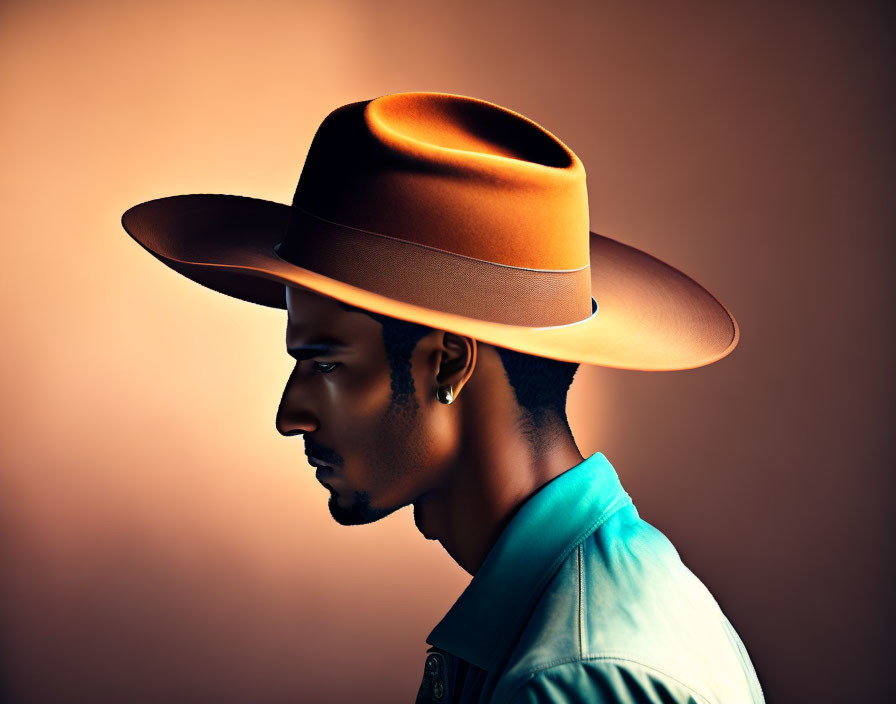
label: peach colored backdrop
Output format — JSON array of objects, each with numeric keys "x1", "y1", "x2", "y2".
[{"x1": 1, "y1": 1, "x2": 892, "y2": 702}]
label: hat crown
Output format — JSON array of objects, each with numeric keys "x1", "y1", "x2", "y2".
[{"x1": 290, "y1": 92, "x2": 591, "y2": 271}]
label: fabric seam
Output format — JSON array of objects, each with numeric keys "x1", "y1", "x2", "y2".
[
  {"x1": 577, "y1": 543, "x2": 585, "y2": 659},
  {"x1": 521, "y1": 491, "x2": 632, "y2": 658}
]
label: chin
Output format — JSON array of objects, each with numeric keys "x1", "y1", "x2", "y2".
[{"x1": 327, "y1": 490, "x2": 398, "y2": 526}]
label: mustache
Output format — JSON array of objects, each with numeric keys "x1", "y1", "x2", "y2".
[{"x1": 303, "y1": 437, "x2": 344, "y2": 467}]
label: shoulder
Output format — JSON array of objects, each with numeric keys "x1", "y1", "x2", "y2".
[
  {"x1": 503, "y1": 657, "x2": 712, "y2": 704},
  {"x1": 495, "y1": 505, "x2": 764, "y2": 703}
]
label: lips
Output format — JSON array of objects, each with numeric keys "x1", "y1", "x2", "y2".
[
  {"x1": 306, "y1": 455, "x2": 332, "y2": 470},
  {"x1": 306, "y1": 456, "x2": 336, "y2": 488},
  {"x1": 314, "y1": 466, "x2": 335, "y2": 486}
]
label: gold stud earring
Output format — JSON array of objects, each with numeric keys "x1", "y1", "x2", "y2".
[{"x1": 436, "y1": 384, "x2": 454, "y2": 405}]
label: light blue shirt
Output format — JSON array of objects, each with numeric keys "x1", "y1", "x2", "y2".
[{"x1": 415, "y1": 452, "x2": 765, "y2": 703}]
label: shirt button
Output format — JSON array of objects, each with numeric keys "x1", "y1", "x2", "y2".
[
  {"x1": 433, "y1": 681, "x2": 445, "y2": 699},
  {"x1": 426, "y1": 654, "x2": 440, "y2": 676}
]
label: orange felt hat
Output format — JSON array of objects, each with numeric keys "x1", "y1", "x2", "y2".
[{"x1": 121, "y1": 92, "x2": 738, "y2": 370}]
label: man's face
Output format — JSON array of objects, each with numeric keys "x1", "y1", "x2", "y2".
[{"x1": 276, "y1": 287, "x2": 449, "y2": 525}]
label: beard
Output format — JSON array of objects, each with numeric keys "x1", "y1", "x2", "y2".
[{"x1": 327, "y1": 488, "x2": 399, "y2": 526}]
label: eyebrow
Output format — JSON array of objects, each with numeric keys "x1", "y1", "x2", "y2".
[{"x1": 286, "y1": 337, "x2": 349, "y2": 360}]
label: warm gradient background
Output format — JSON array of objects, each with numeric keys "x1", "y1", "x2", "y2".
[{"x1": 1, "y1": 1, "x2": 893, "y2": 702}]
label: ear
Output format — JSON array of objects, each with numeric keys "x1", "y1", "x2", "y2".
[{"x1": 434, "y1": 332, "x2": 477, "y2": 400}]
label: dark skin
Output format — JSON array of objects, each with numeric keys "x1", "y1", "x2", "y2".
[{"x1": 276, "y1": 286, "x2": 585, "y2": 575}]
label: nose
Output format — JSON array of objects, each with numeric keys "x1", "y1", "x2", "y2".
[{"x1": 275, "y1": 366, "x2": 319, "y2": 436}]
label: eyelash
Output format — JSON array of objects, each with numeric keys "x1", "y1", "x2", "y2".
[{"x1": 312, "y1": 361, "x2": 341, "y2": 374}]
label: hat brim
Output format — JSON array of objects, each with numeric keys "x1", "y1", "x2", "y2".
[{"x1": 121, "y1": 194, "x2": 738, "y2": 371}]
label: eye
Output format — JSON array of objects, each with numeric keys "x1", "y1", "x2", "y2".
[{"x1": 312, "y1": 361, "x2": 341, "y2": 374}]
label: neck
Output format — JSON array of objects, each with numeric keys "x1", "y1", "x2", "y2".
[{"x1": 412, "y1": 379, "x2": 584, "y2": 575}]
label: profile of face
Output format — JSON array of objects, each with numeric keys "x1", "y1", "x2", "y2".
[{"x1": 276, "y1": 287, "x2": 464, "y2": 526}]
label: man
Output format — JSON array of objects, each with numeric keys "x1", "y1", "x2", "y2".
[{"x1": 122, "y1": 92, "x2": 764, "y2": 703}]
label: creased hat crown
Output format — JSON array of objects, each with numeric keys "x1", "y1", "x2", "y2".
[
  {"x1": 292, "y1": 93, "x2": 590, "y2": 269},
  {"x1": 278, "y1": 92, "x2": 594, "y2": 326}
]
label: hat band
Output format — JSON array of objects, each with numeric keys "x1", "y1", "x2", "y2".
[{"x1": 276, "y1": 208, "x2": 594, "y2": 327}]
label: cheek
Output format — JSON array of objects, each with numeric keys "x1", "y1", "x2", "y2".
[
  {"x1": 373, "y1": 406, "x2": 427, "y2": 472},
  {"x1": 352, "y1": 405, "x2": 432, "y2": 504},
  {"x1": 377, "y1": 404, "x2": 459, "y2": 493},
  {"x1": 323, "y1": 364, "x2": 392, "y2": 437},
  {"x1": 327, "y1": 375, "x2": 400, "y2": 470},
  {"x1": 327, "y1": 365, "x2": 393, "y2": 418}
]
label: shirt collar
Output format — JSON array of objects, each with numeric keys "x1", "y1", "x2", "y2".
[{"x1": 426, "y1": 451, "x2": 632, "y2": 671}]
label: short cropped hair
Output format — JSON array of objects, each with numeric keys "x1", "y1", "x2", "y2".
[{"x1": 335, "y1": 301, "x2": 579, "y2": 424}]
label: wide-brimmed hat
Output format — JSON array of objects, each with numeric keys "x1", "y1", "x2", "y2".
[{"x1": 121, "y1": 92, "x2": 738, "y2": 370}]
